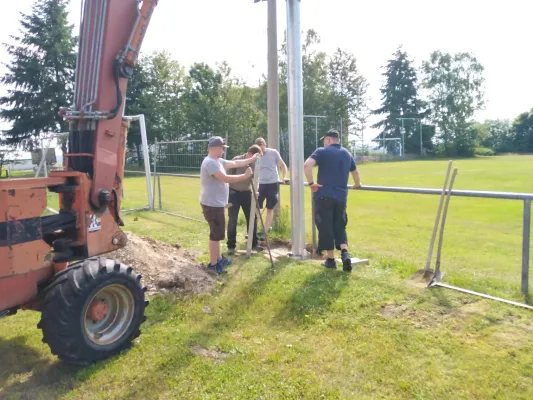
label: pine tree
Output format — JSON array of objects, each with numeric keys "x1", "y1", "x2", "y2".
[
  {"x1": 372, "y1": 46, "x2": 427, "y2": 154},
  {"x1": 0, "y1": 0, "x2": 76, "y2": 150}
]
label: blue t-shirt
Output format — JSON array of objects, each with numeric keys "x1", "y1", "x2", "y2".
[{"x1": 310, "y1": 144, "x2": 356, "y2": 202}]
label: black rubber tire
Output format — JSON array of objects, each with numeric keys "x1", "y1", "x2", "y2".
[{"x1": 37, "y1": 257, "x2": 148, "y2": 365}]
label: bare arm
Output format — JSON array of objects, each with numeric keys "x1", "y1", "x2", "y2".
[
  {"x1": 278, "y1": 159, "x2": 289, "y2": 182},
  {"x1": 224, "y1": 155, "x2": 257, "y2": 169},
  {"x1": 303, "y1": 157, "x2": 315, "y2": 183},
  {"x1": 351, "y1": 169, "x2": 361, "y2": 188},
  {"x1": 304, "y1": 157, "x2": 322, "y2": 191},
  {"x1": 214, "y1": 168, "x2": 252, "y2": 184}
]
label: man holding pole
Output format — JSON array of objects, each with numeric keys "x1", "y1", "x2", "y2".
[
  {"x1": 254, "y1": 137, "x2": 289, "y2": 238},
  {"x1": 200, "y1": 136, "x2": 257, "y2": 274},
  {"x1": 303, "y1": 129, "x2": 361, "y2": 271},
  {"x1": 225, "y1": 144, "x2": 264, "y2": 255}
]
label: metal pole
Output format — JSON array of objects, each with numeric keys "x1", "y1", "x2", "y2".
[
  {"x1": 522, "y1": 199, "x2": 531, "y2": 296},
  {"x1": 139, "y1": 114, "x2": 154, "y2": 210},
  {"x1": 286, "y1": 0, "x2": 306, "y2": 259},
  {"x1": 315, "y1": 117, "x2": 318, "y2": 149},
  {"x1": 153, "y1": 138, "x2": 158, "y2": 206},
  {"x1": 401, "y1": 119, "x2": 404, "y2": 157},
  {"x1": 420, "y1": 121, "x2": 423, "y2": 156},
  {"x1": 340, "y1": 118, "x2": 343, "y2": 145},
  {"x1": 267, "y1": 0, "x2": 279, "y2": 153}
]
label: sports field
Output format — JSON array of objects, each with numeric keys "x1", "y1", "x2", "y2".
[{"x1": 1, "y1": 155, "x2": 532, "y2": 399}]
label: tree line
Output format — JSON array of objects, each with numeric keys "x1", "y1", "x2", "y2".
[{"x1": 1, "y1": 0, "x2": 532, "y2": 168}]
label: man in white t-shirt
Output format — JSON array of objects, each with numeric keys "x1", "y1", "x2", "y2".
[
  {"x1": 200, "y1": 136, "x2": 257, "y2": 274},
  {"x1": 254, "y1": 137, "x2": 289, "y2": 237}
]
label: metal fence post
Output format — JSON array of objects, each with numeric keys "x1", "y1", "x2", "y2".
[{"x1": 522, "y1": 199, "x2": 531, "y2": 296}]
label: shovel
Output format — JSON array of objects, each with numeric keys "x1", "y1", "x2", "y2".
[
  {"x1": 430, "y1": 167, "x2": 458, "y2": 284},
  {"x1": 409, "y1": 160, "x2": 452, "y2": 284}
]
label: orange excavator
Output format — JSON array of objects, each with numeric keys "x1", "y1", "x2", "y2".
[{"x1": 0, "y1": 0, "x2": 158, "y2": 365}]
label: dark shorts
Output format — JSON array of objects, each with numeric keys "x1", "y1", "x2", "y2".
[
  {"x1": 258, "y1": 182, "x2": 279, "y2": 210},
  {"x1": 201, "y1": 204, "x2": 225, "y2": 241}
]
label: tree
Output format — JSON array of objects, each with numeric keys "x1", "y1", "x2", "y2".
[
  {"x1": 372, "y1": 46, "x2": 428, "y2": 154},
  {"x1": 328, "y1": 48, "x2": 368, "y2": 148},
  {"x1": 421, "y1": 51, "x2": 485, "y2": 156},
  {"x1": 479, "y1": 119, "x2": 514, "y2": 153},
  {"x1": 0, "y1": 0, "x2": 76, "y2": 150},
  {"x1": 512, "y1": 110, "x2": 533, "y2": 153}
]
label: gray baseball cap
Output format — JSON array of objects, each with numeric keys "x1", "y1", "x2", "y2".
[{"x1": 208, "y1": 136, "x2": 229, "y2": 148}]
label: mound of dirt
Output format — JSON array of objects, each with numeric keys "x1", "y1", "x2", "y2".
[{"x1": 106, "y1": 232, "x2": 216, "y2": 296}]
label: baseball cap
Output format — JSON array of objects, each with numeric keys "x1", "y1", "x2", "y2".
[
  {"x1": 208, "y1": 136, "x2": 229, "y2": 148},
  {"x1": 320, "y1": 129, "x2": 340, "y2": 140}
]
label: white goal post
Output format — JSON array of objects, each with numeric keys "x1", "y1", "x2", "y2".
[{"x1": 123, "y1": 114, "x2": 154, "y2": 211}]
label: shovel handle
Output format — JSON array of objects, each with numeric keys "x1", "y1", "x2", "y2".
[
  {"x1": 425, "y1": 161, "x2": 453, "y2": 269},
  {"x1": 435, "y1": 168, "x2": 458, "y2": 270}
]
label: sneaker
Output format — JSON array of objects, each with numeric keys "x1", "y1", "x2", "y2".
[
  {"x1": 322, "y1": 258, "x2": 337, "y2": 269},
  {"x1": 341, "y1": 250, "x2": 352, "y2": 272},
  {"x1": 252, "y1": 245, "x2": 264, "y2": 252},
  {"x1": 207, "y1": 262, "x2": 227, "y2": 275},
  {"x1": 218, "y1": 255, "x2": 231, "y2": 267},
  {"x1": 227, "y1": 248, "x2": 236, "y2": 255}
]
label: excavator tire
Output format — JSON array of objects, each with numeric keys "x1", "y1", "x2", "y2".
[{"x1": 37, "y1": 257, "x2": 148, "y2": 365}]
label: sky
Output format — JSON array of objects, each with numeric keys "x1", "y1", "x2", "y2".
[{"x1": 1, "y1": 0, "x2": 533, "y2": 151}]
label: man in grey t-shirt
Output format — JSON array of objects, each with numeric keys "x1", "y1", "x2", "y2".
[
  {"x1": 200, "y1": 136, "x2": 257, "y2": 274},
  {"x1": 254, "y1": 137, "x2": 289, "y2": 237}
]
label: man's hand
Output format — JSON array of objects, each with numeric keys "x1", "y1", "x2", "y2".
[
  {"x1": 309, "y1": 182, "x2": 322, "y2": 192},
  {"x1": 352, "y1": 183, "x2": 362, "y2": 189},
  {"x1": 249, "y1": 153, "x2": 258, "y2": 163},
  {"x1": 281, "y1": 178, "x2": 290, "y2": 184},
  {"x1": 244, "y1": 166, "x2": 253, "y2": 179}
]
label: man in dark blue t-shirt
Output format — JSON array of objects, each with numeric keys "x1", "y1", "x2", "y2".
[{"x1": 304, "y1": 129, "x2": 362, "y2": 271}]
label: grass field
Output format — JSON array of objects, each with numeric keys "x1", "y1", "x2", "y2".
[{"x1": 1, "y1": 155, "x2": 533, "y2": 399}]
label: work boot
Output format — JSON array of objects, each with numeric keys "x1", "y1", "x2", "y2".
[
  {"x1": 227, "y1": 248, "x2": 236, "y2": 255},
  {"x1": 322, "y1": 258, "x2": 337, "y2": 269},
  {"x1": 252, "y1": 245, "x2": 264, "y2": 252},
  {"x1": 341, "y1": 249, "x2": 352, "y2": 272}
]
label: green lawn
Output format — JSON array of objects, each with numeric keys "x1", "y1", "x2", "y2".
[{"x1": 1, "y1": 155, "x2": 533, "y2": 399}]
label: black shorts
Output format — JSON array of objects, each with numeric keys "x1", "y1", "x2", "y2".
[
  {"x1": 258, "y1": 182, "x2": 279, "y2": 210},
  {"x1": 201, "y1": 204, "x2": 225, "y2": 241}
]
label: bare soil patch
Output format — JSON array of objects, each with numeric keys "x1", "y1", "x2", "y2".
[
  {"x1": 190, "y1": 345, "x2": 229, "y2": 364},
  {"x1": 107, "y1": 232, "x2": 216, "y2": 296}
]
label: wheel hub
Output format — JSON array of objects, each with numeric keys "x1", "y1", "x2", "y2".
[
  {"x1": 84, "y1": 284, "x2": 135, "y2": 346},
  {"x1": 88, "y1": 300, "x2": 108, "y2": 322}
]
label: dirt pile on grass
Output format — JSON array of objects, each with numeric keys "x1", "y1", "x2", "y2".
[{"x1": 107, "y1": 232, "x2": 215, "y2": 296}]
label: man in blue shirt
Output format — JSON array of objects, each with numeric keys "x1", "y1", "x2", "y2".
[{"x1": 303, "y1": 129, "x2": 361, "y2": 271}]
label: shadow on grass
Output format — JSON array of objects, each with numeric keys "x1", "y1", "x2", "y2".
[
  {"x1": 0, "y1": 336, "x2": 85, "y2": 399},
  {"x1": 272, "y1": 269, "x2": 351, "y2": 328},
  {"x1": 122, "y1": 257, "x2": 292, "y2": 393}
]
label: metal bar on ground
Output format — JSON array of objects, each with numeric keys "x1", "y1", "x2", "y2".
[
  {"x1": 522, "y1": 199, "x2": 531, "y2": 296},
  {"x1": 429, "y1": 282, "x2": 533, "y2": 310}
]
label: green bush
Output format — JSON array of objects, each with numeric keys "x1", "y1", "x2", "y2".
[{"x1": 474, "y1": 147, "x2": 496, "y2": 156}]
